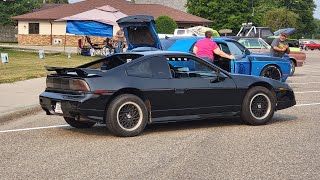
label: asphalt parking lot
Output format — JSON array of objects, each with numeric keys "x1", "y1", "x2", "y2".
[{"x1": 0, "y1": 51, "x2": 319, "y2": 179}]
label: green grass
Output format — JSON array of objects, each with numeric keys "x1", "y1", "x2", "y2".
[{"x1": 0, "y1": 50, "x2": 97, "y2": 84}]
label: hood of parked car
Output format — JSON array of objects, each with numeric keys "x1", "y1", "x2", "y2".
[{"x1": 117, "y1": 15, "x2": 162, "y2": 51}]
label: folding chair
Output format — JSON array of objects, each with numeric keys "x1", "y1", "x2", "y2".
[{"x1": 85, "y1": 36, "x2": 105, "y2": 55}]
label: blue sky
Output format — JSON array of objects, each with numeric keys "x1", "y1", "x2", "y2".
[
  {"x1": 315, "y1": 0, "x2": 320, "y2": 19},
  {"x1": 68, "y1": 0, "x2": 320, "y2": 19}
]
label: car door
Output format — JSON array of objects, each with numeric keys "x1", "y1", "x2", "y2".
[
  {"x1": 226, "y1": 41, "x2": 252, "y2": 75},
  {"x1": 162, "y1": 55, "x2": 239, "y2": 117}
]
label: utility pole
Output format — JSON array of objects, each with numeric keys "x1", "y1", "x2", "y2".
[
  {"x1": 251, "y1": 0, "x2": 254, "y2": 23},
  {"x1": 43, "y1": 0, "x2": 46, "y2": 4}
]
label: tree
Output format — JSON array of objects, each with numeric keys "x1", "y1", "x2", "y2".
[
  {"x1": 0, "y1": 0, "x2": 41, "y2": 25},
  {"x1": 155, "y1": 16, "x2": 177, "y2": 34},
  {"x1": 262, "y1": 8, "x2": 299, "y2": 30},
  {"x1": 186, "y1": 0, "x2": 254, "y2": 32},
  {"x1": 186, "y1": 0, "x2": 317, "y2": 38},
  {"x1": 0, "y1": 0, "x2": 68, "y2": 25},
  {"x1": 314, "y1": 18, "x2": 320, "y2": 39}
]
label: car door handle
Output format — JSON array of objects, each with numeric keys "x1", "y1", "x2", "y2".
[{"x1": 174, "y1": 89, "x2": 185, "y2": 94}]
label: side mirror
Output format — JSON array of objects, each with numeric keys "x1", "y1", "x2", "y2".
[{"x1": 210, "y1": 70, "x2": 226, "y2": 83}]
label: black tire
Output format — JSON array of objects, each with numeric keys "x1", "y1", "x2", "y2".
[
  {"x1": 64, "y1": 117, "x2": 96, "y2": 128},
  {"x1": 305, "y1": 46, "x2": 308, "y2": 51},
  {"x1": 105, "y1": 94, "x2": 148, "y2": 137},
  {"x1": 260, "y1": 65, "x2": 282, "y2": 81},
  {"x1": 241, "y1": 86, "x2": 276, "y2": 125},
  {"x1": 289, "y1": 59, "x2": 296, "y2": 76}
]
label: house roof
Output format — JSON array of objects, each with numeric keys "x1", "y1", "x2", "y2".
[{"x1": 11, "y1": 0, "x2": 211, "y2": 24}]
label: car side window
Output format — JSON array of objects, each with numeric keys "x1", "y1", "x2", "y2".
[
  {"x1": 126, "y1": 56, "x2": 171, "y2": 79},
  {"x1": 227, "y1": 41, "x2": 246, "y2": 58},
  {"x1": 166, "y1": 56, "x2": 217, "y2": 79},
  {"x1": 218, "y1": 43, "x2": 231, "y2": 54}
]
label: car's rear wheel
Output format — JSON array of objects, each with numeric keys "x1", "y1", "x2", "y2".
[
  {"x1": 241, "y1": 86, "x2": 276, "y2": 125},
  {"x1": 64, "y1": 117, "x2": 96, "y2": 128},
  {"x1": 305, "y1": 46, "x2": 308, "y2": 51},
  {"x1": 289, "y1": 59, "x2": 295, "y2": 76},
  {"x1": 106, "y1": 94, "x2": 148, "y2": 137},
  {"x1": 260, "y1": 65, "x2": 282, "y2": 81}
]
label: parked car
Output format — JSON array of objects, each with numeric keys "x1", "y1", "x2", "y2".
[
  {"x1": 304, "y1": 41, "x2": 320, "y2": 51},
  {"x1": 161, "y1": 37, "x2": 291, "y2": 82},
  {"x1": 238, "y1": 37, "x2": 307, "y2": 76},
  {"x1": 39, "y1": 51, "x2": 296, "y2": 137},
  {"x1": 233, "y1": 23, "x2": 300, "y2": 50},
  {"x1": 117, "y1": 15, "x2": 290, "y2": 82}
]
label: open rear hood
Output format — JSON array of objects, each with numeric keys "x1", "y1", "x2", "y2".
[{"x1": 117, "y1": 15, "x2": 162, "y2": 51}]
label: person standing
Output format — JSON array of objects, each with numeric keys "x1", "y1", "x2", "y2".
[
  {"x1": 116, "y1": 27, "x2": 125, "y2": 52},
  {"x1": 193, "y1": 31, "x2": 235, "y2": 63},
  {"x1": 270, "y1": 32, "x2": 290, "y2": 58}
]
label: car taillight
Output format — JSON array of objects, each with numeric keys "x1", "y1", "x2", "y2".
[
  {"x1": 46, "y1": 78, "x2": 54, "y2": 88},
  {"x1": 69, "y1": 79, "x2": 90, "y2": 92}
]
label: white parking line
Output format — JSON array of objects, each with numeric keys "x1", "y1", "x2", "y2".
[
  {"x1": 0, "y1": 124, "x2": 69, "y2": 133},
  {"x1": 294, "y1": 103, "x2": 320, "y2": 107},
  {"x1": 295, "y1": 91, "x2": 320, "y2": 94},
  {"x1": 290, "y1": 82, "x2": 320, "y2": 85}
]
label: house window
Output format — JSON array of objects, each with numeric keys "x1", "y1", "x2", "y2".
[{"x1": 29, "y1": 23, "x2": 39, "y2": 34}]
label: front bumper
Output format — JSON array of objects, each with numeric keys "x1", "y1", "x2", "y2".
[
  {"x1": 39, "y1": 91, "x2": 110, "y2": 123},
  {"x1": 275, "y1": 89, "x2": 296, "y2": 110}
]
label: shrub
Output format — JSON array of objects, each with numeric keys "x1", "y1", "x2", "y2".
[{"x1": 155, "y1": 16, "x2": 178, "y2": 34}]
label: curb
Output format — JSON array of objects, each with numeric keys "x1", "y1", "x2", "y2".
[
  {"x1": 0, "y1": 46, "x2": 61, "y2": 55},
  {"x1": 0, "y1": 105, "x2": 42, "y2": 124}
]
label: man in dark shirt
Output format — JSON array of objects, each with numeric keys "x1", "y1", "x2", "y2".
[{"x1": 270, "y1": 32, "x2": 290, "y2": 58}]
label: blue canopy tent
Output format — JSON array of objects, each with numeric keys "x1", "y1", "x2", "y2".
[
  {"x1": 66, "y1": 21, "x2": 113, "y2": 37},
  {"x1": 56, "y1": 5, "x2": 127, "y2": 53}
]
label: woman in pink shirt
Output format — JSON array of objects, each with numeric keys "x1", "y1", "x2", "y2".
[{"x1": 193, "y1": 31, "x2": 235, "y2": 62}]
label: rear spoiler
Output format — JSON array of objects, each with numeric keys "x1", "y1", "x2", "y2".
[{"x1": 45, "y1": 66, "x2": 101, "y2": 77}]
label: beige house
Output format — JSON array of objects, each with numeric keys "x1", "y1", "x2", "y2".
[{"x1": 11, "y1": 0, "x2": 211, "y2": 46}]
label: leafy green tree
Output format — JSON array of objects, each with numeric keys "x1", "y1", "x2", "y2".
[
  {"x1": 262, "y1": 8, "x2": 299, "y2": 30},
  {"x1": 0, "y1": 0, "x2": 41, "y2": 25},
  {"x1": 186, "y1": 0, "x2": 256, "y2": 32},
  {"x1": 0, "y1": 0, "x2": 68, "y2": 25},
  {"x1": 186, "y1": 0, "x2": 316, "y2": 38},
  {"x1": 155, "y1": 16, "x2": 178, "y2": 34},
  {"x1": 314, "y1": 18, "x2": 320, "y2": 39}
]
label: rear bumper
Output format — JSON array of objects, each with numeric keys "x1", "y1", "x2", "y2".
[{"x1": 39, "y1": 91, "x2": 109, "y2": 123}]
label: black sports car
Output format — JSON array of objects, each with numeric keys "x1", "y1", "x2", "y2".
[{"x1": 39, "y1": 51, "x2": 296, "y2": 137}]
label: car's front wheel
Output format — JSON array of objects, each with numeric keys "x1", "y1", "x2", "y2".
[
  {"x1": 241, "y1": 86, "x2": 276, "y2": 125},
  {"x1": 289, "y1": 59, "x2": 296, "y2": 76},
  {"x1": 260, "y1": 65, "x2": 282, "y2": 81},
  {"x1": 64, "y1": 117, "x2": 96, "y2": 128},
  {"x1": 106, "y1": 94, "x2": 148, "y2": 137}
]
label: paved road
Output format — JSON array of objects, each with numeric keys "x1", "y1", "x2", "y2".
[{"x1": 0, "y1": 51, "x2": 320, "y2": 179}]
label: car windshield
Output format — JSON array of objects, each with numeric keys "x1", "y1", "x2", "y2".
[
  {"x1": 238, "y1": 38, "x2": 261, "y2": 48},
  {"x1": 160, "y1": 39, "x2": 177, "y2": 50}
]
